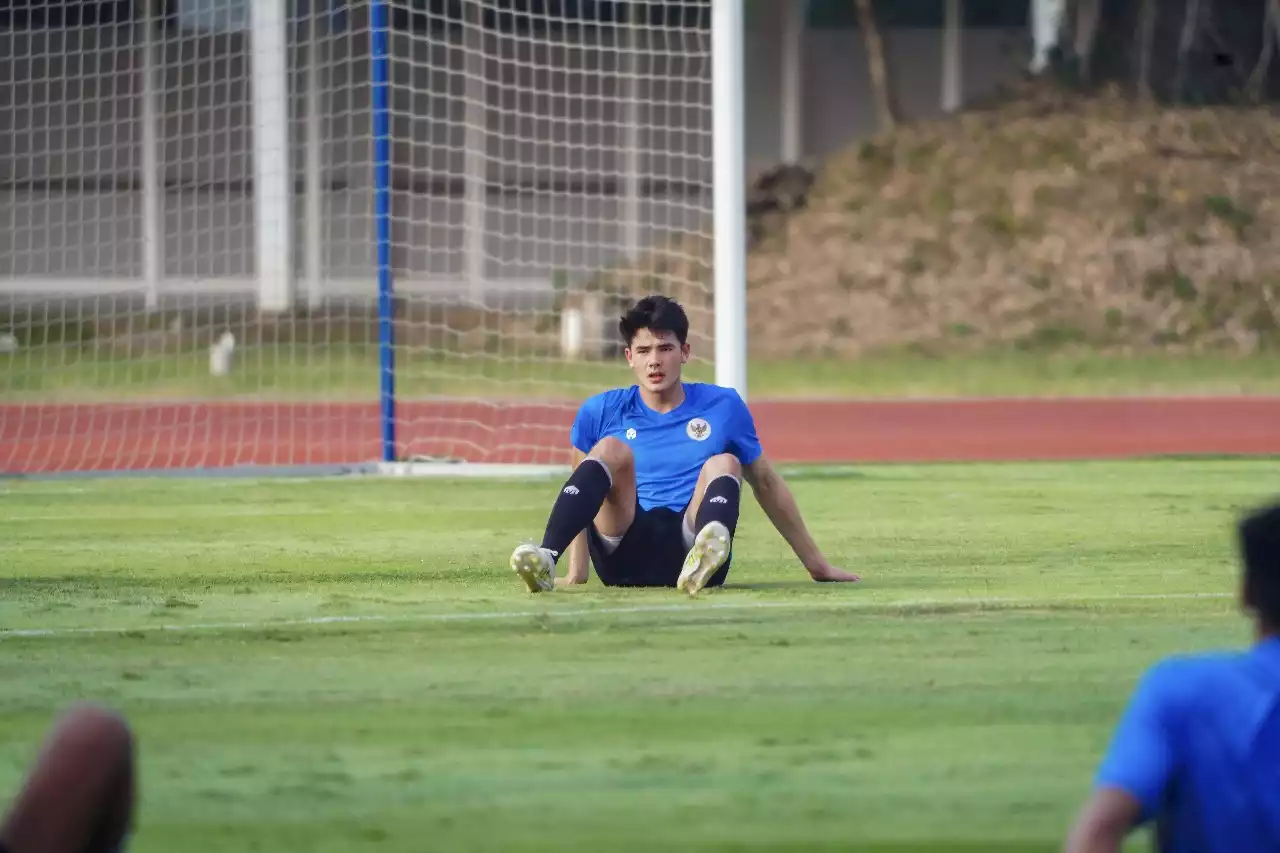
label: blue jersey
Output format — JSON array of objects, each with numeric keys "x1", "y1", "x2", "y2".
[
  {"x1": 569, "y1": 382, "x2": 764, "y2": 512},
  {"x1": 1094, "y1": 637, "x2": 1280, "y2": 852}
]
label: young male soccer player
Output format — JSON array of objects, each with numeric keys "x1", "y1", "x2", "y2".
[
  {"x1": 1, "y1": 703, "x2": 136, "y2": 853},
  {"x1": 510, "y1": 295, "x2": 858, "y2": 596},
  {"x1": 1063, "y1": 500, "x2": 1280, "y2": 853}
]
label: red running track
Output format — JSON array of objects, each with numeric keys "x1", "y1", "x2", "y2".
[{"x1": 2, "y1": 397, "x2": 1279, "y2": 474}]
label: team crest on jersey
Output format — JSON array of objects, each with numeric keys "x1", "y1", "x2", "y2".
[
  {"x1": 686, "y1": 417, "x2": 711, "y2": 441},
  {"x1": 625, "y1": 427, "x2": 637, "y2": 440}
]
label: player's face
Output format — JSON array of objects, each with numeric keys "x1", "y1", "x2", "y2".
[{"x1": 625, "y1": 328, "x2": 689, "y2": 395}]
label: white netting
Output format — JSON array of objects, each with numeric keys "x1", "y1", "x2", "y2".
[{"x1": 0, "y1": 1, "x2": 718, "y2": 474}]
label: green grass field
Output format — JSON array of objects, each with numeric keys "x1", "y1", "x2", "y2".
[
  {"x1": 5, "y1": 345, "x2": 1280, "y2": 401},
  {"x1": 2, "y1": 459, "x2": 1278, "y2": 851}
]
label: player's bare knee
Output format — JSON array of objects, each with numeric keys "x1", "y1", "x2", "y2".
[
  {"x1": 587, "y1": 436, "x2": 634, "y2": 474},
  {"x1": 702, "y1": 453, "x2": 740, "y2": 480}
]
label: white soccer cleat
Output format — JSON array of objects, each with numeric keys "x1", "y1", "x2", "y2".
[
  {"x1": 510, "y1": 543, "x2": 556, "y2": 593},
  {"x1": 676, "y1": 521, "x2": 731, "y2": 597}
]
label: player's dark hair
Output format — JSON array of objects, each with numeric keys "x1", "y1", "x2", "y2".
[
  {"x1": 1240, "y1": 501, "x2": 1280, "y2": 631},
  {"x1": 618, "y1": 295, "x2": 689, "y2": 346}
]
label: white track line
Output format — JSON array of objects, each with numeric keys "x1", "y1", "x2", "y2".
[{"x1": 0, "y1": 591, "x2": 1234, "y2": 641}]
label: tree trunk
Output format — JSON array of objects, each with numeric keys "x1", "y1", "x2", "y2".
[
  {"x1": 1247, "y1": 0, "x2": 1280, "y2": 101},
  {"x1": 1029, "y1": 0, "x2": 1066, "y2": 73},
  {"x1": 853, "y1": 0, "x2": 898, "y2": 132},
  {"x1": 1136, "y1": 0, "x2": 1158, "y2": 101},
  {"x1": 1173, "y1": 0, "x2": 1202, "y2": 101},
  {"x1": 1073, "y1": 0, "x2": 1102, "y2": 85}
]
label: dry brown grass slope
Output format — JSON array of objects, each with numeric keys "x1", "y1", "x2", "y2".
[{"x1": 748, "y1": 85, "x2": 1280, "y2": 358}]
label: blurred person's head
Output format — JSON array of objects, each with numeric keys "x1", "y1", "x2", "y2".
[{"x1": 1240, "y1": 501, "x2": 1280, "y2": 637}]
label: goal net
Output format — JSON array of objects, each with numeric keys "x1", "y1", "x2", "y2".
[{"x1": 0, "y1": 0, "x2": 723, "y2": 476}]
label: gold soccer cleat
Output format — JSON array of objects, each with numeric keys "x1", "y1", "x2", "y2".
[
  {"x1": 676, "y1": 521, "x2": 731, "y2": 597},
  {"x1": 510, "y1": 543, "x2": 556, "y2": 593}
]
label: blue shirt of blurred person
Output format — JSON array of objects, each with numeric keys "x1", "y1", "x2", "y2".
[
  {"x1": 1068, "y1": 501, "x2": 1280, "y2": 853},
  {"x1": 1095, "y1": 638, "x2": 1280, "y2": 852}
]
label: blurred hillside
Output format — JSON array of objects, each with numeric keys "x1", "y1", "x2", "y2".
[
  {"x1": 745, "y1": 84, "x2": 1280, "y2": 358},
  {"x1": 595, "y1": 81, "x2": 1279, "y2": 360}
]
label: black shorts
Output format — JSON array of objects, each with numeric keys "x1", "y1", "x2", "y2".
[{"x1": 587, "y1": 503, "x2": 733, "y2": 588}]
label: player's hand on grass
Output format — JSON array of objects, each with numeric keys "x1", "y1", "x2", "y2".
[
  {"x1": 806, "y1": 561, "x2": 860, "y2": 583},
  {"x1": 555, "y1": 575, "x2": 587, "y2": 587}
]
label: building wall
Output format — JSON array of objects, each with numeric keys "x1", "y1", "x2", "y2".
[{"x1": 0, "y1": 12, "x2": 1028, "y2": 300}]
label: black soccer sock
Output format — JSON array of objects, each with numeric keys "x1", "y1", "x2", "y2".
[
  {"x1": 539, "y1": 457, "x2": 613, "y2": 563},
  {"x1": 694, "y1": 474, "x2": 741, "y2": 539}
]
